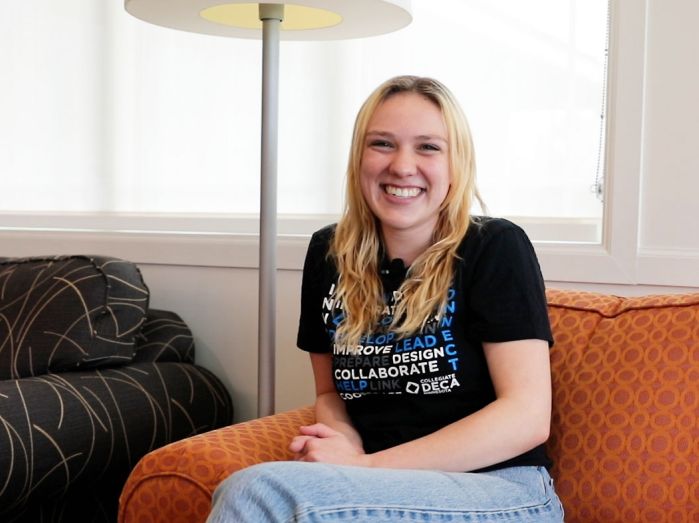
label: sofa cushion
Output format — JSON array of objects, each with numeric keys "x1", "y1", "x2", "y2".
[
  {"x1": 546, "y1": 289, "x2": 699, "y2": 522},
  {"x1": 0, "y1": 255, "x2": 149, "y2": 379},
  {"x1": 0, "y1": 361, "x2": 233, "y2": 521}
]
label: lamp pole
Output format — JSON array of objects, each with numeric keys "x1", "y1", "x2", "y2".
[
  {"x1": 124, "y1": 0, "x2": 412, "y2": 421},
  {"x1": 257, "y1": 3, "x2": 283, "y2": 417}
]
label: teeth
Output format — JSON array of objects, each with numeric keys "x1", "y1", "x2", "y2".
[{"x1": 385, "y1": 185, "x2": 421, "y2": 198}]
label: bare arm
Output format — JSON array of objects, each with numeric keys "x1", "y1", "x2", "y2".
[
  {"x1": 365, "y1": 339, "x2": 551, "y2": 471},
  {"x1": 293, "y1": 339, "x2": 551, "y2": 472}
]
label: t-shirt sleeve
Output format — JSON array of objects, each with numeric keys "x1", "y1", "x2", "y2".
[
  {"x1": 466, "y1": 223, "x2": 553, "y2": 346},
  {"x1": 296, "y1": 229, "x2": 334, "y2": 353}
]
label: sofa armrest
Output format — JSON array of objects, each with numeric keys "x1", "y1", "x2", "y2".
[
  {"x1": 118, "y1": 406, "x2": 315, "y2": 523},
  {"x1": 132, "y1": 309, "x2": 195, "y2": 364}
]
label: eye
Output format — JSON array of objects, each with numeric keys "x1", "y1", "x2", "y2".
[
  {"x1": 369, "y1": 140, "x2": 393, "y2": 149},
  {"x1": 419, "y1": 143, "x2": 441, "y2": 152}
]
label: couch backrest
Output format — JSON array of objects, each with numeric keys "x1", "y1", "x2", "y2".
[
  {"x1": 0, "y1": 256, "x2": 149, "y2": 379},
  {"x1": 546, "y1": 288, "x2": 699, "y2": 522}
]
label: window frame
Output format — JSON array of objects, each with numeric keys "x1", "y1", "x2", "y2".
[{"x1": 537, "y1": 0, "x2": 644, "y2": 285}]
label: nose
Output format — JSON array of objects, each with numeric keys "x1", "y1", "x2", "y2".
[{"x1": 389, "y1": 147, "x2": 417, "y2": 177}]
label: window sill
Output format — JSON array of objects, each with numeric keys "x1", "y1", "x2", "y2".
[{"x1": 2, "y1": 220, "x2": 697, "y2": 288}]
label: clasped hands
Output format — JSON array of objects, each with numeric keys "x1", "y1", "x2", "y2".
[{"x1": 289, "y1": 423, "x2": 372, "y2": 467}]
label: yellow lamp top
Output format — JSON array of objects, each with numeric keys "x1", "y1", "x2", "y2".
[{"x1": 124, "y1": 0, "x2": 412, "y2": 40}]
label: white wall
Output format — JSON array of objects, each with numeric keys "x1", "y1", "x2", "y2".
[
  {"x1": 639, "y1": 0, "x2": 699, "y2": 254},
  {"x1": 2, "y1": 0, "x2": 699, "y2": 421},
  {"x1": 140, "y1": 264, "x2": 310, "y2": 422}
]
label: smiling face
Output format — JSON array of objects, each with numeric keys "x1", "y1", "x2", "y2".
[{"x1": 359, "y1": 92, "x2": 450, "y2": 247}]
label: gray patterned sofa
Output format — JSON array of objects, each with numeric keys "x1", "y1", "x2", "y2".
[{"x1": 0, "y1": 255, "x2": 233, "y2": 522}]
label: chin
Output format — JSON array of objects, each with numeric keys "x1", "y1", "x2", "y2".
[{"x1": 380, "y1": 218, "x2": 421, "y2": 232}]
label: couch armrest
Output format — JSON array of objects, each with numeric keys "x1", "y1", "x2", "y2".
[
  {"x1": 132, "y1": 309, "x2": 195, "y2": 364},
  {"x1": 118, "y1": 406, "x2": 315, "y2": 523}
]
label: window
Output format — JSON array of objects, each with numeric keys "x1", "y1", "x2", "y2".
[{"x1": 1, "y1": 0, "x2": 609, "y2": 244}]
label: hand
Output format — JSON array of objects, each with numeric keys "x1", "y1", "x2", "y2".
[{"x1": 289, "y1": 423, "x2": 372, "y2": 467}]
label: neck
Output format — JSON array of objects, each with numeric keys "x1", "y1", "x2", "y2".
[{"x1": 381, "y1": 226, "x2": 434, "y2": 266}]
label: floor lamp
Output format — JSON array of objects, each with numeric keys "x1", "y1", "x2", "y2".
[{"x1": 124, "y1": 0, "x2": 412, "y2": 417}]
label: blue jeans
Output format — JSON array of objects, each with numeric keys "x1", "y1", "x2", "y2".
[{"x1": 207, "y1": 461, "x2": 565, "y2": 522}]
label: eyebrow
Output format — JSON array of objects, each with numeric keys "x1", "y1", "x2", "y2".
[{"x1": 366, "y1": 131, "x2": 448, "y2": 143}]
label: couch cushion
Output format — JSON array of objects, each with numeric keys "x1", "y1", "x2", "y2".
[
  {"x1": 546, "y1": 288, "x2": 699, "y2": 522},
  {"x1": 0, "y1": 255, "x2": 149, "y2": 379},
  {"x1": 0, "y1": 361, "x2": 233, "y2": 521}
]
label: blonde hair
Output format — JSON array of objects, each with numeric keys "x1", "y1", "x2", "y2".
[{"x1": 331, "y1": 76, "x2": 483, "y2": 348}]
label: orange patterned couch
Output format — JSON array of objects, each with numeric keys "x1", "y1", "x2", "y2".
[{"x1": 119, "y1": 289, "x2": 699, "y2": 522}]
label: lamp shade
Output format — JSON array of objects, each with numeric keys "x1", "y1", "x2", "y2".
[{"x1": 124, "y1": 0, "x2": 412, "y2": 40}]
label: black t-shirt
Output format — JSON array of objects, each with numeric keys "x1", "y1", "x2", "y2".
[{"x1": 297, "y1": 217, "x2": 553, "y2": 471}]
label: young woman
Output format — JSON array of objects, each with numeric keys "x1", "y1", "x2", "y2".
[{"x1": 208, "y1": 76, "x2": 565, "y2": 522}]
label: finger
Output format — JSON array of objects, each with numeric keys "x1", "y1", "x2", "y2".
[
  {"x1": 288, "y1": 435, "x2": 314, "y2": 453},
  {"x1": 299, "y1": 423, "x2": 338, "y2": 439}
]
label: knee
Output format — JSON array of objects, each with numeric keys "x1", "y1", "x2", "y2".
[
  {"x1": 221, "y1": 461, "x2": 309, "y2": 491},
  {"x1": 209, "y1": 462, "x2": 310, "y2": 522},
  {"x1": 214, "y1": 462, "x2": 288, "y2": 499}
]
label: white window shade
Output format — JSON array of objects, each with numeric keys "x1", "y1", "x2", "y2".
[
  {"x1": 0, "y1": 1, "x2": 104, "y2": 210},
  {"x1": 0, "y1": 0, "x2": 608, "y2": 243}
]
